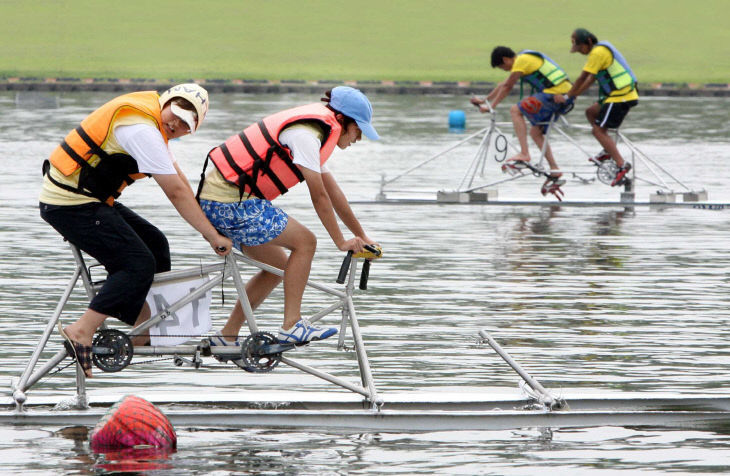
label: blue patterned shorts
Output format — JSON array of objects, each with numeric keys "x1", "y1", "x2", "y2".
[
  {"x1": 199, "y1": 199, "x2": 289, "y2": 248},
  {"x1": 517, "y1": 92, "x2": 571, "y2": 132}
]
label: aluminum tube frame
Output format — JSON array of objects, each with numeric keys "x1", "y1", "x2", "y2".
[
  {"x1": 13, "y1": 246, "x2": 380, "y2": 409},
  {"x1": 478, "y1": 329, "x2": 558, "y2": 409},
  {"x1": 379, "y1": 112, "x2": 700, "y2": 200}
]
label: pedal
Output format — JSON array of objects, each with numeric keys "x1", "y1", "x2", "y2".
[
  {"x1": 541, "y1": 178, "x2": 565, "y2": 201},
  {"x1": 173, "y1": 349, "x2": 202, "y2": 369},
  {"x1": 501, "y1": 161, "x2": 528, "y2": 175}
]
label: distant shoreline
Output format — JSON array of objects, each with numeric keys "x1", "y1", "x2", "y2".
[{"x1": 2, "y1": 78, "x2": 729, "y2": 97}]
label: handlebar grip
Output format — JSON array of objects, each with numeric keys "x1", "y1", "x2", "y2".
[
  {"x1": 359, "y1": 259, "x2": 371, "y2": 290},
  {"x1": 363, "y1": 244, "x2": 381, "y2": 257},
  {"x1": 336, "y1": 250, "x2": 353, "y2": 284}
]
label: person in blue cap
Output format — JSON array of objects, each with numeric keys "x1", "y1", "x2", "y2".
[{"x1": 196, "y1": 87, "x2": 379, "y2": 360}]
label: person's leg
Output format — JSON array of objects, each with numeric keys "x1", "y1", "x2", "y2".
[
  {"x1": 529, "y1": 125, "x2": 560, "y2": 173},
  {"x1": 585, "y1": 102, "x2": 600, "y2": 125},
  {"x1": 113, "y1": 202, "x2": 170, "y2": 345},
  {"x1": 591, "y1": 119, "x2": 626, "y2": 168},
  {"x1": 41, "y1": 202, "x2": 157, "y2": 376},
  {"x1": 591, "y1": 101, "x2": 637, "y2": 170},
  {"x1": 252, "y1": 217, "x2": 317, "y2": 330},
  {"x1": 114, "y1": 202, "x2": 171, "y2": 273},
  {"x1": 218, "y1": 244, "x2": 288, "y2": 340},
  {"x1": 509, "y1": 104, "x2": 531, "y2": 162},
  {"x1": 588, "y1": 102, "x2": 624, "y2": 166}
]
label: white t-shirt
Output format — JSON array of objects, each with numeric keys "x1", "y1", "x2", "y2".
[
  {"x1": 279, "y1": 126, "x2": 330, "y2": 174},
  {"x1": 114, "y1": 124, "x2": 177, "y2": 175}
]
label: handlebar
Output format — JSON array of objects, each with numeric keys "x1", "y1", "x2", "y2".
[
  {"x1": 336, "y1": 244, "x2": 382, "y2": 289},
  {"x1": 336, "y1": 251, "x2": 354, "y2": 284}
]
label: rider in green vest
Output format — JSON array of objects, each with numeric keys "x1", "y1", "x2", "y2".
[
  {"x1": 471, "y1": 46, "x2": 574, "y2": 199},
  {"x1": 555, "y1": 28, "x2": 639, "y2": 187}
]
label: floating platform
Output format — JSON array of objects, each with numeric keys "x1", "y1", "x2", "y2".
[
  {"x1": 2, "y1": 391, "x2": 729, "y2": 431},
  {"x1": 355, "y1": 198, "x2": 730, "y2": 210}
]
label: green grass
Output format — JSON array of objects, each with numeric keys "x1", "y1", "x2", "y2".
[{"x1": 1, "y1": 0, "x2": 728, "y2": 84}]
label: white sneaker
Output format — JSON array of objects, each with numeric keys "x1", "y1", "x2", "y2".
[
  {"x1": 209, "y1": 332, "x2": 246, "y2": 369},
  {"x1": 278, "y1": 320, "x2": 337, "y2": 345}
]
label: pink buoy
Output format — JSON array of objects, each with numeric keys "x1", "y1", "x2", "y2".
[{"x1": 90, "y1": 395, "x2": 176, "y2": 451}]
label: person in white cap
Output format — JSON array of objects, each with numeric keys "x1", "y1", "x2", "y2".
[
  {"x1": 197, "y1": 86, "x2": 379, "y2": 359},
  {"x1": 40, "y1": 83, "x2": 232, "y2": 378}
]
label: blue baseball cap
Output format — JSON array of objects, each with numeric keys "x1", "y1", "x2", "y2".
[{"x1": 329, "y1": 86, "x2": 379, "y2": 140}]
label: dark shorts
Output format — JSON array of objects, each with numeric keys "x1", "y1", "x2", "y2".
[
  {"x1": 517, "y1": 92, "x2": 572, "y2": 133},
  {"x1": 40, "y1": 201, "x2": 170, "y2": 326},
  {"x1": 595, "y1": 100, "x2": 638, "y2": 129}
]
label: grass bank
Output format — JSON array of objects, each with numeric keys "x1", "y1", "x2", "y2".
[{"x1": 1, "y1": 0, "x2": 728, "y2": 84}]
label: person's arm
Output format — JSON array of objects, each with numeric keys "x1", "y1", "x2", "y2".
[
  {"x1": 321, "y1": 171, "x2": 375, "y2": 243},
  {"x1": 153, "y1": 173, "x2": 232, "y2": 256},
  {"x1": 172, "y1": 160, "x2": 194, "y2": 192},
  {"x1": 299, "y1": 166, "x2": 365, "y2": 253},
  {"x1": 470, "y1": 71, "x2": 521, "y2": 112},
  {"x1": 555, "y1": 70, "x2": 595, "y2": 103},
  {"x1": 113, "y1": 124, "x2": 231, "y2": 256}
]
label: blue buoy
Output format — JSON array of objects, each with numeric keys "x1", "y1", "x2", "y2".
[{"x1": 448, "y1": 110, "x2": 466, "y2": 132}]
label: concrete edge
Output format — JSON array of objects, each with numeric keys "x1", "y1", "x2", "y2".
[{"x1": 2, "y1": 78, "x2": 730, "y2": 96}]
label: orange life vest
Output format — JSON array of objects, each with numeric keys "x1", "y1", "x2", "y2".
[
  {"x1": 45, "y1": 91, "x2": 167, "y2": 205},
  {"x1": 204, "y1": 103, "x2": 342, "y2": 201}
]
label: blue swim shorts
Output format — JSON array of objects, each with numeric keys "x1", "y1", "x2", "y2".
[
  {"x1": 199, "y1": 198, "x2": 289, "y2": 248},
  {"x1": 517, "y1": 92, "x2": 571, "y2": 132}
]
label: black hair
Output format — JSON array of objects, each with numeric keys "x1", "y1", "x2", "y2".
[
  {"x1": 491, "y1": 46, "x2": 516, "y2": 68},
  {"x1": 321, "y1": 89, "x2": 357, "y2": 128},
  {"x1": 573, "y1": 28, "x2": 598, "y2": 47}
]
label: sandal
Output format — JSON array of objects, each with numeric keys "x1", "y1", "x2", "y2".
[
  {"x1": 501, "y1": 160, "x2": 530, "y2": 175},
  {"x1": 541, "y1": 174, "x2": 566, "y2": 201},
  {"x1": 58, "y1": 322, "x2": 93, "y2": 378}
]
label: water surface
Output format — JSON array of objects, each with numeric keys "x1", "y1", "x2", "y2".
[{"x1": 1, "y1": 91, "x2": 730, "y2": 474}]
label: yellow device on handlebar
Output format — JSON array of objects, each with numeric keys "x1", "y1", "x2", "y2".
[{"x1": 353, "y1": 245, "x2": 383, "y2": 260}]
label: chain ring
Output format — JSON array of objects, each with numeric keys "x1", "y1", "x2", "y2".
[
  {"x1": 597, "y1": 160, "x2": 619, "y2": 185},
  {"x1": 92, "y1": 329, "x2": 134, "y2": 372},
  {"x1": 241, "y1": 332, "x2": 281, "y2": 373}
]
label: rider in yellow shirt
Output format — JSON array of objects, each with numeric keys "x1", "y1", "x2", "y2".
[
  {"x1": 471, "y1": 46, "x2": 573, "y2": 198},
  {"x1": 555, "y1": 28, "x2": 639, "y2": 187}
]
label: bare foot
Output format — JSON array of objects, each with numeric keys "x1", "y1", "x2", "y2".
[
  {"x1": 548, "y1": 171, "x2": 563, "y2": 180},
  {"x1": 507, "y1": 153, "x2": 530, "y2": 163},
  {"x1": 58, "y1": 323, "x2": 93, "y2": 378}
]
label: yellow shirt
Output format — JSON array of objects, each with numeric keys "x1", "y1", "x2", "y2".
[
  {"x1": 39, "y1": 114, "x2": 157, "y2": 205},
  {"x1": 512, "y1": 53, "x2": 572, "y2": 95},
  {"x1": 582, "y1": 45, "x2": 639, "y2": 103}
]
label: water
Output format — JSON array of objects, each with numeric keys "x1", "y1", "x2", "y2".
[{"x1": 1, "y1": 90, "x2": 730, "y2": 474}]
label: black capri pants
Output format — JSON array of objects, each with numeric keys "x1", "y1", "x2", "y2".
[{"x1": 40, "y1": 201, "x2": 171, "y2": 325}]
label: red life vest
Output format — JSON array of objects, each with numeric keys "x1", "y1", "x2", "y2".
[
  {"x1": 205, "y1": 103, "x2": 342, "y2": 200},
  {"x1": 45, "y1": 91, "x2": 166, "y2": 205}
]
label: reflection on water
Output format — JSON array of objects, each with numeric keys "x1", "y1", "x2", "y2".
[
  {"x1": 1, "y1": 92, "x2": 730, "y2": 473},
  {"x1": 5, "y1": 424, "x2": 730, "y2": 474}
]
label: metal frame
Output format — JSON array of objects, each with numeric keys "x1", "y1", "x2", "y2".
[
  {"x1": 6, "y1": 324, "x2": 730, "y2": 430},
  {"x1": 10, "y1": 244, "x2": 381, "y2": 411},
  {"x1": 376, "y1": 107, "x2": 706, "y2": 204}
]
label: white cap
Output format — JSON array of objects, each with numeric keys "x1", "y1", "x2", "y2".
[
  {"x1": 170, "y1": 103, "x2": 197, "y2": 134},
  {"x1": 158, "y1": 83, "x2": 209, "y2": 132}
]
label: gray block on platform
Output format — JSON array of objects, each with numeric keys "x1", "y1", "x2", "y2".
[
  {"x1": 650, "y1": 192, "x2": 677, "y2": 203},
  {"x1": 682, "y1": 190, "x2": 708, "y2": 202},
  {"x1": 437, "y1": 190, "x2": 496, "y2": 203}
]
